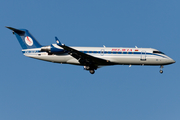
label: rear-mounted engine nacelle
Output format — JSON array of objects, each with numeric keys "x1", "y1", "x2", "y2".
[
  {"x1": 41, "y1": 46, "x2": 64, "y2": 53},
  {"x1": 41, "y1": 46, "x2": 51, "y2": 52}
]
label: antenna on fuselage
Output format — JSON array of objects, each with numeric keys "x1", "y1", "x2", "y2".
[
  {"x1": 103, "y1": 45, "x2": 106, "y2": 48},
  {"x1": 135, "y1": 46, "x2": 138, "y2": 48}
]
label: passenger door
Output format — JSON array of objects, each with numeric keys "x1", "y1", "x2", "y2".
[{"x1": 141, "y1": 51, "x2": 146, "y2": 61}]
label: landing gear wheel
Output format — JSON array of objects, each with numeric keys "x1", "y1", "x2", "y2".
[
  {"x1": 89, "y1": 70, "x2": 95, "y2": 74},
  {"x1": 160, "y1": 65, "x2": 164, "y2": 74}
]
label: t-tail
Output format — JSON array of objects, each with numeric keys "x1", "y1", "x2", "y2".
[{"x1": 6, "y1": 26, "x2": 42, "y2": 49}]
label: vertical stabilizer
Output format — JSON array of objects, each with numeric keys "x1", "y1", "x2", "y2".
[{"x1": 6, "y1": 26, "x2": 42, "y2": 49}]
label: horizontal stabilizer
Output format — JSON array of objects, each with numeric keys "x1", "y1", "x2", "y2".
[{"x1": 6, "y1": 26, "x2": 25, "y2": 35}]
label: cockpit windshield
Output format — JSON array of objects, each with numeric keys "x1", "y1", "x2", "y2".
[{"x1": 153, "y1": 51, "x2": 165, "y2": 54}]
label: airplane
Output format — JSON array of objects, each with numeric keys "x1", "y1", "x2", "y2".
[{"x1": 6, "y1": 26, "x2": 175, "y2": 74}]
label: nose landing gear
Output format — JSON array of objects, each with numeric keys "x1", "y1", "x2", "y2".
[{"x1": 160, "y1": 65, "x2": 163, "y2": 74}]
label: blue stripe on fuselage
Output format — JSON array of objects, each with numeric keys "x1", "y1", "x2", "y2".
[
  {"x1": 22, "y1": 50, "x2": 40, "y2": 54},
  {"x1": 79, "y1": 51, "x2": 167, "y2": 58},
  {"x1": 22, "y1": 50, "x2": 168, "y2": 59}
]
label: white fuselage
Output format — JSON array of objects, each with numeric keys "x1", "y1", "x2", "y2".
[
  {"x1": 6, "y1": 26, "x2": 175, "y2": 74},
  {"x1": 22, "y1": 45, "x2": 175, "y2": 66}
]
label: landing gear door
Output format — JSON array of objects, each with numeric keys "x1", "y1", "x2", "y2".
[{"x1": 141, "y1": 50, "x2": 146, "y2": 61}]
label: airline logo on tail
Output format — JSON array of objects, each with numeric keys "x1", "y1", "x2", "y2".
[{"x1": 25, "y1": 36, "x2": 33, "y2": 46}]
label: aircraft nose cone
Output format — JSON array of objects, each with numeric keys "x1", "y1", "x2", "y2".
[
  {"x1": 169, "y1": 59, "x2": 175, "y2": 64},
  {"x1": 172, "y1": 60, "x2": 176, "y2": 63}
]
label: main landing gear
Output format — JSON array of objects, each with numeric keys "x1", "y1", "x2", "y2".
[
  {"x1": 84, "y1": 66, "x2": 96, "y2": 74},
  {"x1": 160, "y1": 65, "x2": 163, "y2": 74},
  {"x1": 89, "y1": 70, "x2": 95, "y2": 74}
]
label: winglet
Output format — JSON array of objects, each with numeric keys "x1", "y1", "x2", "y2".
[{"x1": 55, "y1": 36, "x2": 62, "y2": 46}]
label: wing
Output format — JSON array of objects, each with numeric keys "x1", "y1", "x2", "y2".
[{"x1": 55, "y1": 37, "x2": 115, "y2": 68}]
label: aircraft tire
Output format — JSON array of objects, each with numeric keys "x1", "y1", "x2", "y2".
[{"x1": 90, "y1": 70, "x2": 95, "y2": 74}]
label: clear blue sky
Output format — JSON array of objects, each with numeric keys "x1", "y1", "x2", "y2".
[{"x1": 0, "y1": 0, "x2": 179, "y2": 120}]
